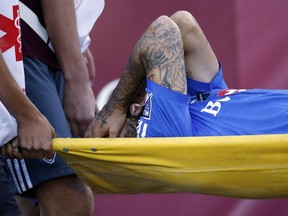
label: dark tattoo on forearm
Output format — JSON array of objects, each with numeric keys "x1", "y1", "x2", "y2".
[
  {"x1": 95, "y1": 54, "x2": 145, "y2": 127},
  {"x1": 136, "y1": 22, "x2": 186, "y2": 93},
  {"x1": 96, "y1": 19, "x2": 187, "y2": 127}
]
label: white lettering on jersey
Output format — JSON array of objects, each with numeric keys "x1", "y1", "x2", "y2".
[
  {"x1": 201, "y1": 101, "x2": 222, "y2": 117},
  {"x1": 200, "y1": 96, "x2": 231, "y2": 117},
  {"x1": 200, "y1": 89, "x2": 247, "y2": 117}
]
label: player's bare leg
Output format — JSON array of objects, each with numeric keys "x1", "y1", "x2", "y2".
[{"x1": 170, "y1": 10, "x2": 219, "y2": 83}]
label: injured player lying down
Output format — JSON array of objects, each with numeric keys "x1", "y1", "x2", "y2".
[{"x1": 85, "y1": 10, "x2": 288, "y2": 138}]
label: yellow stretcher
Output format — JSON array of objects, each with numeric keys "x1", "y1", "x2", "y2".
[{"x1": 53, "y1": 134, "x2": 288, "y2": 199}]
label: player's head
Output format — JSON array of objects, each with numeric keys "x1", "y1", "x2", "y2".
[
  {"x1": 119, "y1": 81, "x2": 146, "y2": 137},
  {"x1": 119, "y1": 102, "x2": 144, "y2": 137}
]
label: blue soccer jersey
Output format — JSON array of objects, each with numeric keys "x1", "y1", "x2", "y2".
[
  {"x1": 189, "y1": 89, "x2": 288, "y2": 136},
  {"x1": 137, "y1": 65, "x2": 228, "y2": 138},
  {"x1": 137, "y1": 79, "x2": 193, "y2": 138},
  {"x1": 137, "y1": 64, "x2": 288, "y2": 138}
]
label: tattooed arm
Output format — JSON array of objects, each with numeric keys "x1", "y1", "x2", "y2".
[
  {"x1": 85, "y1": 15, "x2": 186, "y2": 138},
  {"x1": 85, "y1": 54, "x2": 146, "y2": 138}
]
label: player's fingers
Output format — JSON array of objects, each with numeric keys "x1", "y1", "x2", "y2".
[
  {"x1": 108, "y1": 127, "x2": 121, "y2": 138},
  {"x1": 84, "y1": 129, "x2": 91, "y2": 138},
  {"x1": 84, "y1": 120, "x2": 100, "y2": 137}
]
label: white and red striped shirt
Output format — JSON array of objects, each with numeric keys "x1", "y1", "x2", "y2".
[{"x1": 0, "y1": 0, "x2": 24, "y2": 146}]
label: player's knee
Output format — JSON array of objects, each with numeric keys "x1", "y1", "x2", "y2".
[
  {"x1": 170, "y1": 10, "x2": 199, "y2": 35},
  {"x1": 150, "y1": 15, "x2": 179, "y2": 32}
]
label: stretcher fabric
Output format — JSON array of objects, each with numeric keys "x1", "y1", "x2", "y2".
[{"x1": 53, "y1": 135, "x2": 288, "y2": 199}]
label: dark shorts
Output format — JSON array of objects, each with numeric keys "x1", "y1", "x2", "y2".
[
  {"x1": 6, "y1": 57, "x2": 75, "y2": 197},
  {"x1": 0, "y1": 156, "x2": 20, "y2": 216}
]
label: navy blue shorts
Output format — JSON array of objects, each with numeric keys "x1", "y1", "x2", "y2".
[
  {"x1": 0, "y1": 156, "x2": 20, "y2": 216},
  {"x1": 6, "y1": 57, "x2": 75, "y2": 197}
]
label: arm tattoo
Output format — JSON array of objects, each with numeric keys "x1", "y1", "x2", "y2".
[
  {"x1": 96, "y1": 52, "x2": 146, "y2": 127},
  {"x1": 136, "y1": 22, "x2": 186, "y2": 93},
  {"x1": 96, "y1": 20, "x2": 187, "y2": 127}
]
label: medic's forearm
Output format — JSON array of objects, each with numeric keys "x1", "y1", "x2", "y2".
[
  {"x1": 41, "y1": 0, "x2": 89, "y2": 83},
  {"x1": 102, "y1": 52, "x2": 146, "y2": 116}
]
